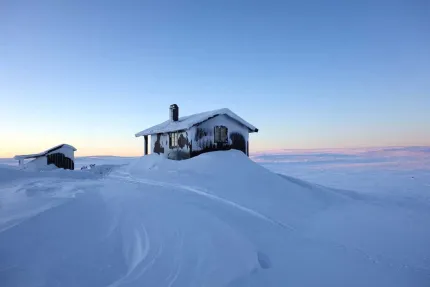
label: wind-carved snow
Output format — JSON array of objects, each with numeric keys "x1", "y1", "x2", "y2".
[
  {"x1": 108, "y1": 224, "x2": 151, "y2": 287},
  {"x1": 0, "y1": 150, "x2": 430, "y2": 287},
  {"x1": 125, "y1": 225, "x2": 150, "y2": 277},
  {"x1": 110, "y1": 173, "x2": 293, "y2": 231}
]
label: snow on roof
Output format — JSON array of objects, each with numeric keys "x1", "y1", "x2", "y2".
[
  {"x1": 135, "y1": 108, "x2": 258, "y2": 137},
  {"x1": 14, "y1": 144, "x2": 77, "y2": 160}
]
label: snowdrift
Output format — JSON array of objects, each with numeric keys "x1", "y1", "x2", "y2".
[{"x1": 0, "y1": 151, "x2": 429, "y2": 287}]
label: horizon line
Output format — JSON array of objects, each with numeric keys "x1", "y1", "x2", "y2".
[{"x1": 1, "y1": 144, "x2": 429, "y2": 159}]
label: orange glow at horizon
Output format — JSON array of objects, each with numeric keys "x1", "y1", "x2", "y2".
[{"x1": 1, "y1": 133, "x2": 430, "y2": 158}]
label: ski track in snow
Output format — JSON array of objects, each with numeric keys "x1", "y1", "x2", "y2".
[
  {"x1": 127, "y1": 224, "x2": 150, "y2": 277},
  {"x1": 165, "y1": 232, "x2": 183, "y2": 287},
  {"x1": 109, "y1": 172, "x2": 294, "y2": 231},
  {"x1": 109, "y1": 223, "x2": 153, "y2": 287}
]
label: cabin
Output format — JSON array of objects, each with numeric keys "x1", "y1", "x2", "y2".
[
  {"x1": 135, "y1": 105, "x2": 258, "y2": 160},
  {"x1": 14, "y1": 144, "x2": 77, "y2": 170}
]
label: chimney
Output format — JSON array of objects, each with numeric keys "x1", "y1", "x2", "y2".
[{"x1": 170, "y1": 104, "x2": 179, "y2": 121}]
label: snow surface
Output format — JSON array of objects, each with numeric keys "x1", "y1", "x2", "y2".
[
  {"x1": 252, "y1": 146, "x2": 430, "y2": 198},
  {"x1": 135, "y1": 108, "x2": 258, "y2": 137},
  {"x1": 1, "y1": 150, "x2": 430, "y2": 286}
]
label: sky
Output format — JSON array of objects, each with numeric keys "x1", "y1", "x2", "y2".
[{"x1": 1, "y1": 0, "x2": 429, "y2": 157}]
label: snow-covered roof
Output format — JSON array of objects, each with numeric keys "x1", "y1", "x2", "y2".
[
  {"x1": 135, "y1": 108, "x2": 258, "y2": 137},
  {"x1": 14, "y1": 144, "x2": 77, "y2": 160}
]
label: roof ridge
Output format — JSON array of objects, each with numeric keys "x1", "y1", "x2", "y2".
[{"x1": 135, "y1": 108, "x2": 257, "y2": 137}]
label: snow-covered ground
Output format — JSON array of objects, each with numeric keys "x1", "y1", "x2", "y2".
[
  {"x1": 0, "y1": 148, "x2": 429, "y2": 286},
  {"x1": 253, "y1": 146, "x2": 430, "y2": 195}
]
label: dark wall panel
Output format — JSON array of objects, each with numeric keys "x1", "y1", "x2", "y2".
[{"x1": 47, "y1": 153, "x2": 75, "y2": 170}]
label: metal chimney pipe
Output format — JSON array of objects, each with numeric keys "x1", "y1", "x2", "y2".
[{"x1": 170, "y1": 104, "x2": 179, "y2": 121}]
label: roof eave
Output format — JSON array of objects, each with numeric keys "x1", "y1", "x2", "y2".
[
  {"x1": 135, "y1": 109, "x2": 258, "y2": 137},
  {"x1": 14, "y1": 144, "x2": 77, "y2": 160}
]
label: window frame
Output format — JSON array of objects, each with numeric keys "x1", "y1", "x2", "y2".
[
  {"x1": 169, "y1": 132, "x2": 180, "y2": 148},
  {"x1": 214, "y1": 125, "x2": 228, "y2": 143}
]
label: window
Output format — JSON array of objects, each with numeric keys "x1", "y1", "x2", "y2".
[
  {"x1": 169, "y1": 132, "x2": 180, "y2": 148},
  {"x1": 214, "y1": 126, "x2": 228, "y2": 143}
]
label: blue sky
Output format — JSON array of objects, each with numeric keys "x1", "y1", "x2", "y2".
[{"x1": 1, "y1": 0, "x2": 429, "y2": 156}]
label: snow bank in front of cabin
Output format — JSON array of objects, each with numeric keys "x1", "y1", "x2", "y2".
[
  {"x1": 0, "y1": 151, "x2": 429, "y2": 287},
  {"x1": 25, "y1": 157, "x2": 57, "y2": 171}
]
